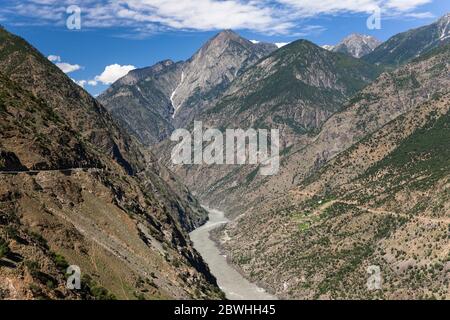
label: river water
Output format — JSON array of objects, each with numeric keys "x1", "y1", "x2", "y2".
[{"x1": 190, "y1": 207, "x2": 276, "y2": 300}]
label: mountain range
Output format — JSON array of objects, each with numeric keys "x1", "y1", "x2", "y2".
[
  {"x1": 102, "y1": 12, "x2": 450, "y2": 149},
  {"x1": 0, "y1": 12, "x2": 449, "y2": 300}
]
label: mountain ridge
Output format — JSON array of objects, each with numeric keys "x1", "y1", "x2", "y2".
[{"x1": 364, "y1": 13, "x2": 450, "y2": 66}]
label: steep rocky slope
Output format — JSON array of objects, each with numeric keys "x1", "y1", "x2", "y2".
[
  {"x1": 364, "y1": 13, "x2": 450, "y2": 67},
  {"x1": 331, "y1": 34, "x2": 381, "y2": 58},
  {"x1": 0, "y1": 26, "x2": 207, "y2": 233},
  {"x1": 214, "y1": 46, "x2": 450, "y2": 300},
  {"x1": 99, "y1": 30, "x2": 277, "y2": 146},
  {"x1": 98, "y1": 60, "x2": 182, "y2": 145},
  {"x1": 0, "y1": 27, "x2": 222, "y2": 300}
]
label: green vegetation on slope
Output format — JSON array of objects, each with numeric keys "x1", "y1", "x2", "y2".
[{"x1": 363, "y1": 107, "x2": 450, "y2": 191}]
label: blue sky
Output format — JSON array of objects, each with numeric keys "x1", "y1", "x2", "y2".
[{"x1": 1, "y1": 0, "x2": 449, "y2": 96}]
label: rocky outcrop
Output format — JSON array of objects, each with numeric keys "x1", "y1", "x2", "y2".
[
  {"x1": 99, "y1": 60, "x2": 183, "y2": 145},
  {"x1": 332, "y1": 34, "x2": 381, "y2": 58}
]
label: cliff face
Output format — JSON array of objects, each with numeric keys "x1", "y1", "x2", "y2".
[{"x1": 0, "y1": 28, "x2": 222, "y2": 300}]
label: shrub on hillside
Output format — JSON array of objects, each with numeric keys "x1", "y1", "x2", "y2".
[{"x1": 0, "y1": 237, "x2": 10, "y2": 259}]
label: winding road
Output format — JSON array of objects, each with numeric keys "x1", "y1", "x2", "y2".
[
  {"x1": 293, "y1": 190, "x2": 450, "y2": 224},
  {"x1": 0, "y1": 168, "x2": 102, "y2": 175}
]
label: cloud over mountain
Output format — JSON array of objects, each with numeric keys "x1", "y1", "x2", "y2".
[{"x1": 94, "y1": 64, "x2": 136, "y2": 85}]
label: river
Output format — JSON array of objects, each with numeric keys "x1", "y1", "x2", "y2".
[{"x1": 190, "y1": 207, "x2": 276, "y2": 300}]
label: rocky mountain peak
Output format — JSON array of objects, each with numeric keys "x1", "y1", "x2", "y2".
[
  {"x1": 152, "y1": 59, "x2": 175, "y2": 70},
  {"x1": 333, "y1": 33, "x2": 382, "y2": 58},
  {"x1": 196, "y1": 29, "x2": 255, "y2": 57},
  {"x1": 213, "y1": 29, "x2": 242, "y2": 41},
  {"x1": 111, "y1": 59, "x2": 177, "y2": 87},
  {"x1": 343, "y1": 33, "x2": 379, "y2": 43},
  {"x1": 204, "y1": 29, "x2": 278, "y2": 58},
  {"x1": 99, "y1": 29, "x2": 277, "y2": 145},
  {"x1": 169, "y1": 30, "x2": 277, "y2": 123},
  {"x1": 132, "y1": 59, "x2": 176, "y2": 75}
]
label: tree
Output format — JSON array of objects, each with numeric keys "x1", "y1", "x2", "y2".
[{"x1": 0, "y1": 237, "x2": 11, "y2": 259}]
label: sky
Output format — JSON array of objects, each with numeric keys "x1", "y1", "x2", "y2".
[{"x1": 1, "y1": 0, "x2": 449, "y2": 96}]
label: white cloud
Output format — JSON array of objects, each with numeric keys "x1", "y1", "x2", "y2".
[
  {"x1": 72, "y1": 64, "x2": 134, "y2": 88},
  {"x1": 113, "y1": 0, "x2": 293, "y2": 34},
  {"x1": 47, "y1": 55, "x2": 61, "y2": 62},
  {"x1": 277, "y1": 0, "x2": 380, "y2": 16},
  {"x1": 94, "y1": 64, "x2": 136, "y2": 85},
  {"x1": 48, "y1": 54, "x2": 81, "y2": 73},
  {"x1": 386, "y1": 0, "x2": 432, "y2": 12},
  {"x1": 55, "y1": 62, "x2": 81, "y2": 73},
  {"x1": 403, "y1": 11, "x2": 435, "y2": 19},
  {"x1": 1, "y1": 0, "x2": 437, "y2": 36},
  {"x1": 250, "y1": 40, "x2": 260, "y2": 44},
  {"x1": 277, "y1": 0, "x2": 432, "y2": 16}
]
